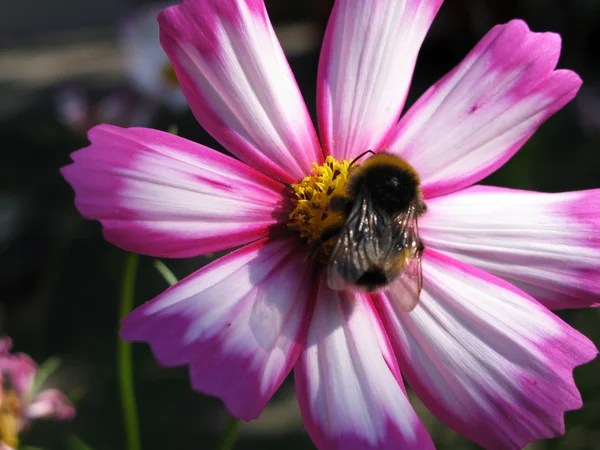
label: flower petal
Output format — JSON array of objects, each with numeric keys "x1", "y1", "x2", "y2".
[
  {"x1": 388, "y1": 20, "x2": 582, "y2": 198},
  {"x1": 375, "y1": 250, "x2": 598, "y2": 449},
  {"x1": 121, "y1": 237, "x2": 315, "y2": 421},
  {"x1": 295, "y1": 276, "x2": 434, "y2": 450},
  {"x1": 158, "y1": 0, "x2": 322, "y2": 183},
  {"x1": 26, "y1": 389, "x2": 76, "y2": 420},
  {"x1": 0, "y1": 337, "x2": 37, "y2": 399},
  {"x1": 421, "y1": 186, "x2": 600, "y2": 309},
  {"x1": 318, "y1": 0, "x2": 442, "y2": 161},
  {"x1": 61, "y1": 125, "x2": 287, "y2": 258}
]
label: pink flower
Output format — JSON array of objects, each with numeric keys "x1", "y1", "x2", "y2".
[
  {"x1": 0, "y1": 338, "x2": 75, "y2": 449},
  {"x1": 61, "y1": 1, "x2": 599, "y2": 448},
  {"x1": 119, "y1": 2, "x2": 188, "y2": 112},
  {"x1": 55, "y1": 2, "x2": 187, "y2": 135}
]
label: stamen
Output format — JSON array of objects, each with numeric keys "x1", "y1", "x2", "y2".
[
  {"x1": 0, "y1": 389, "x2": 22, "y2": 448},
  {"x1": 288, "y1": 156, "x2": 352, "y2": 261}
]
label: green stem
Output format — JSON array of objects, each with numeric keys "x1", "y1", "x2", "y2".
[
  {"x1": 153, "y1": 259, "x2": 178, "y2": 287},
  {"x1": 217, "y1": 417, "x2": 242, "y2": 450},
  {"x1": 118, "y1": 253, "x2": 141, "y2": 450}
]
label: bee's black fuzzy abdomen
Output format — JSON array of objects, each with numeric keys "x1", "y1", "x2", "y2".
[{"x1": 355, "y1": 268, "x2": 389, "y2": 292}]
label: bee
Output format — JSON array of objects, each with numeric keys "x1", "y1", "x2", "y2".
[{"x1": 322, "y1": 151, "x2": 426, "y2": 311}]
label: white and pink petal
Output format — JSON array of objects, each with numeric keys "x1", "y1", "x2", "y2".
[
  {"x1": 158, "y1": 0, "x2": 322, "y2": 183},
  {"x1": 295, "y1": 277, "x2": 434, "y2": 450},
  {"x1": 421, "y1": 186, "x2": 600, "y2": 309},
  {"x1": 0, "y1": 337, "x2": 37, "y2": 400},
  {"x1": 388, "y1": 20, "x2": 581, "y2": 198},
  {"x1": 25, "y1": 389, "x2": 76, "y2": 420},
  {"x1": 318, "y1": 0, "x2": 443, "y2": 161},
  {"x1": 61, "y1": 125, "x2": 287, "y2": 258},
  {"x1": 375, "y1": 250, "x2": 597, "y2": 449},
  {"x1": 121, "y1": 237, "x2": 315, "y2": 421}
]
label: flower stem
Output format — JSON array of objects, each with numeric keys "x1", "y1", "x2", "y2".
[
  {"x1": 217, "y1": 416, "x2": 242, "y2": 450},
  {"x1": 152, "y1": 258, "x2": 243, "y2": 449},
  {"x1": 118, "y1": 253, "x2": 141, "y2": 450},
  {"x1": 153, "y1": 259, "x2": 178, "y2": 286}
]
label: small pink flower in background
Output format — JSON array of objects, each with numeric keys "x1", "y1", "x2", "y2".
[
  {"x1": 56, "y1": 2, "x2": 187, "y2": 134},
  {"x1": 62, "y1": 0, "x2": 599, "y2": 449},
  {"x1": 0, "y1": 338, "x2": 74, "y2": 449},
  {"x1": 119, "y1": 2, "x2": 188, "y2": 112},
  {"x1": 55, "y1": 87, "x2": 158, "y2": 135}
]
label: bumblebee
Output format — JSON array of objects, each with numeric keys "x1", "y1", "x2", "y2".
[{"x1": 322, "y1": 152, "x2": 426, "y2": 311}]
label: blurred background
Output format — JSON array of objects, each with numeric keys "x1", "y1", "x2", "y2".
[{"x1": 1, "y1": 0, "x2": 599, "y2": 449}]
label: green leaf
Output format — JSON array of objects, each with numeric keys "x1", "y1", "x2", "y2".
[
  {"x1": 31, "y1": 357, "x2": 61, "y2": 395},
  {"x1": 68, "y1": 435, "x2": 94, "y2": 450}
]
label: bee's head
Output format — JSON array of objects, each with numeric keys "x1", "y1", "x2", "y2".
[{"x1": 347, "y1": 153, "x2": 424, "y2": 216}]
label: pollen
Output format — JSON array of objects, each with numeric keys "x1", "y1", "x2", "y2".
[
  {"x1": 288, "y1": 155, "x2": 352, "y2": 260},
  {"x1": 0, "y1": 389, "x2": 21, "y2": 448}
]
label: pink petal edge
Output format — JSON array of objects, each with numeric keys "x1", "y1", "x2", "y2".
[
  {"x1": 388, "y1": 19, "x2": 582, "y2": 198},
  {"x1": 421, "y1": 185, "x2": 600, "y2": 309},
  {"x1": 295, "y1": 275, "x2": 434, "y2": 450},
  {"x1": 158, "y1": 0, "x2": 322, "y2": 183},
  {"x1": 61, "y1": 124, "x2": 288, "y2": 258},
  {"x1": 121, "y1": 236, "x2": 315, "y2": 421},
  {"x1": 0, "y1": 337, "x2": 37, "y2": 400},
  {"x1": 26, "y1": 389, "x2": 76, "y2": 421},
  {"x1": 318, "y1": 0, "x2": 443, "y2": 161},
  {"x1": 375, "y1": 249, "x2": 597, "y2": 449}
]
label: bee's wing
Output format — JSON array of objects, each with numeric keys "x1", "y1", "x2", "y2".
[
  {"x1": 327, "y1": 189, "x2": 392, "y2": 290},
  {"x1": 385, "y1": 249, "x2": 423, "y2": 312},
  {"x1": 384, "y1": 206, "x2": 423, "y2": 312}
]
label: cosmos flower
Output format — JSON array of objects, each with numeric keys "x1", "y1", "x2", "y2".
[
  {"x1": 0, "y1": 338, "x2": 74, "y2": 449},
  {"x1": 61, "y1": 0, "x2": 599, "y2": 448}
]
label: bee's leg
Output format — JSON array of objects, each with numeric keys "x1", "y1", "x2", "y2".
[
  {"x1": 306, "y1": 225, "x2": 344, "y2": 260},
  {"x1": 329, "y1": 195, "x2": 353, "y2": 214},
  {"x1": 319, "y1": 226, "x2": 343, "y2": 244},
  {"x1": 306, "y1": 241, "x2": 322, "y2": 261}
]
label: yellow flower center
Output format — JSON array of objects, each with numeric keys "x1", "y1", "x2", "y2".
[
  {"x1": 161, "y1": 63, "x2": 180, "y2": 87},
  {"x1": 0, "y1": 389, "x2": 22, "y2": 448},
  {"x1": 288, "y1": 156, "x2": 352, "y2": 261}
]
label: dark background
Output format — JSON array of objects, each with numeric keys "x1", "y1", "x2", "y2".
[{"x1": 1, "y1": 0, "x2": 599, "y2": 449}]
